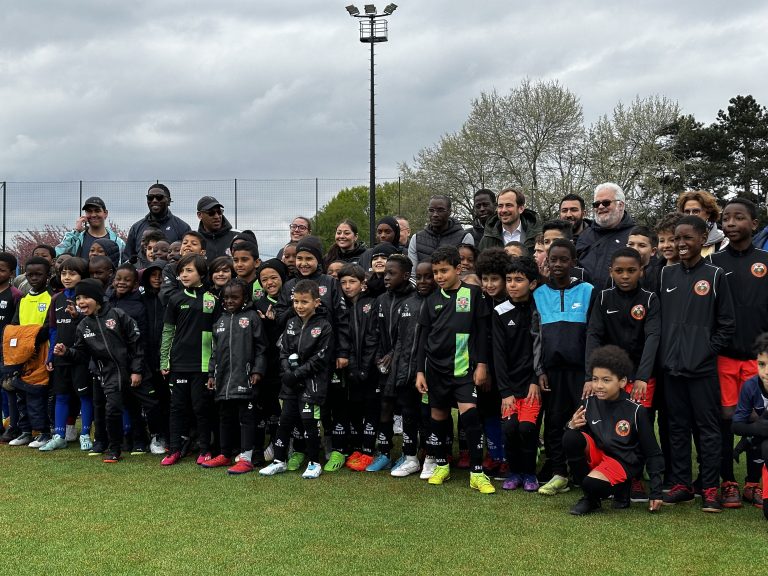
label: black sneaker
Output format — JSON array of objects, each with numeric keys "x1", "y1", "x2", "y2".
[
  {"x1": 630, "y1": 478, "x2": 649, "y2": 503},
  {"x1": 0, "y1": 426, "x2": 19, "y2": 443},
  {"x1": 130, "y1": 444, "x2": 148, "y2": 455},
  {"x1": 701, "y1": 487, "x2": 722, "y2": 513},
  {"x1": 570, "y1": 497, "x2": 601, "y2": 516},
  {"x1": 613, "y1": 481, "x2": 631, "y2": 510},
  {"x1": 103, "y1": 451, "x2": 122, "y2": 463},
  {"x1": 88, "y1": 441, "x2": 106, "y2": 455},
  {"x1": 663, "y1": 484, "x2": 695, "y2": 505}
]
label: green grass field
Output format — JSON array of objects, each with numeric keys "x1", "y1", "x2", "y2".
[{"x1": 0, "y1": 444, "x2": 764, "y2": 576}]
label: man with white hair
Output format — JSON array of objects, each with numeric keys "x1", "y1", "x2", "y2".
[{"x1": 575, "y1": 183, "x2": 636, "y2": 289}]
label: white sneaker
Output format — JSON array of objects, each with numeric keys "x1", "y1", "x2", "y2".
[
  {"x1": 391, "y1": 455, "x2": 421, "y2": 477},
  {"x1": 149, "y1": 435, "x2": 166, "y2": 455},
  {"x1": 28, "y1": 434, "x2": 50, "y2": 449},
  {"x1": 259, "y1": 460, "x2": 287, "y2": 476},
  {"x1": 263, "y1": 442, "x2": 274, "y2": 462},
  {"x1": 79, "y1": 434, "x2": 93, "y2": 452},
  {"x1": 9, "y1": 432, "x2": 33, "y2": 446},
  {"x1": 420, "y1": 456, "x2": 437, "y2": 480},
  {"x1": 393, "y1": 414, "x2": 403, "y2": 435},
  {"x1": 65, "y1": 424, "x2": 78, "y2": 442},
  {"x1": 39, "y1": 434, "x2": 67, "y2": 451},
  {"x1": 302, "y1": 461, "x2": 322, "y2": 479}
]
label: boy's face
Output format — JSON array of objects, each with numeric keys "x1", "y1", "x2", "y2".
[
  {"x1": 432, "y1": 260, "x2": 461, "y2": 291},
  {"x1": 0, "y1": 262, "x2": 12, "y2": 286},
  {"x1": 415, "y1": 262, "x2": 436, "y2": 296},
  {"x1": 627, "y1": 234, "x2": 656, "y2": 267},
  {"x1": 169, "y1": 242, "x2": 181, "y2": 262},
  {"x1": 147, "y1": 269, "x2": 163, "y2": 290},
  {"x1": 542, "y1": 230, "x2": 566, "y2": 251},
  {"x1": 371, "y1": 255, "x2": 388, "y2": 274},
  {"x1": 89, "y1": 244, "x2": 106, "y2": 259},
  {"x1": 222, "y1": 285, "x2": 246, "y2": 313},
  {"x1": 591, "y1": 366, "x2": 625, "y2": 401},
  {"x1": 232, "y1": 250, "x2": 259, "y2": 281},
  {"x1": 326, "y1": 262, "x2": 344, "y2": 279},
  {"x1": 547, "y1": 246, "x2": 573, "y2": 281},
  {"x1": 384, "y1": 261, "x2": 407, "y2": 292},
  {"x1": 32, "y1": 248, "x2": 54, "y2": 264},
  {"x1": 295, "y1": 252, "x2": 318, "y2": 277},
  {"x1": 75, "y1": 294, "x2": 100, "y2": 316},
  {"x1": 180, "y1": 235, "x2": 204, "y2": 256},
  {"x1": 113, "y1": 268, "x2": 136, "y2": 296},
  {"x1": 534, "y1": 242, "x2": 547, "y2": 270},
  {"x1": 259, "y1": 269, "x2": 283, "y2": 298},
  {"x1": 721, "y1": 203, "x2": 757, "y2": 245},
  {"x1": 674, "y1": 223, "x2": 705, "y2": 264},
  {"x1": 146, "y1": 240, "x2": 157, "y2": 261},
  {"x1": 506, "y1": 271, "x2": 534, "y2": 302},
  {"x1": 610, "y1": 256, "x2": 642, "y2": 292},
  {"x1": 153, "y1": 241, "x2": 170, "y2": 262},
  {"x1": 340, "y1": 275, "x2": 363, "y2": 300},
  {"x1": 458, "y1": 247, "x2": 475, "y2": 274},
  {"x1": 25, "y1": 264, "x2": 49, "y2": 292},
  {"x1": 481, "y1": 273, "x2": 504, "y2": 299},
  {"x1": 657, "y1": 229, "x2": 677, "y2": 263},
  {"x1": 293, "y1": 291, "x2": 320, "y2": 320},
  {"x1": 211, "y1": 266, "x2": 232, "y2": 288},
  {"x1": 282, "y1": 245, "x2": 297, "y2": 274},
  {"x1": 178, "y1": 263, "x2": 202, "y2": 288},
  {"x1": 504, "y1": 245, "x2": 524, "y2": 258},
  {"x1": 88, "y1": 262, "x2": 113, "y2": 287},
  {"x1": 757, "y1": 352, "x2": 768, "y2": 388},
  {"x1": 60, "y1": 268, "x2": 82, "y2": 290}
]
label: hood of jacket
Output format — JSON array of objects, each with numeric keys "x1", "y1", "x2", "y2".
[
  {"x1": 198, "y1": 216, "x2": 234, "y2": 240},
  {"x1": 704, "y1": 223, "x2": 726, "y2": 247}
]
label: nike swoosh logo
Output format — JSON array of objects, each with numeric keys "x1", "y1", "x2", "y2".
[
  {"x1": 725, "y1": 271, "x2": 733, "y2": 275},
  {"x1": 55, "y1": 306, "x2": 65, "y2": 311},
  {"x1": 591, "y1": 420, "x2": 601, "y2": 425},
  {"x1": 666, "y1": 287, "x2": 677, "y2": 292},
  {"x1": 76, "y1": 387, "x2": 88, "y2": 393},
  {"x1": 606, "y1": 309, "x2": 618, "y2": 314}
]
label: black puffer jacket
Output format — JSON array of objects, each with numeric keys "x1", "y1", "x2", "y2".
[
  {"x1": 209, "y1": 305, "x2": 267, "y2": 401},
  {"x1": 198, "y1": 216, "x2": 239, "y2": 261},
  {"x1": 576, "y1": 212, "x2": 636, "y2": 289},
  {"x1": 408, "y1": 218, "x2": 472, "y2": 267},
  {"x1": 278, "y1": 312, "x2": 334, "y2": 405},
  {"x1": 125, "y1": 210, "x2": 191, "y2": 262}
]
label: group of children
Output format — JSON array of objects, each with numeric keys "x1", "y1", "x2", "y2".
[{"x1": 1, "y1": 197, "x2": 768, "y2": 520}]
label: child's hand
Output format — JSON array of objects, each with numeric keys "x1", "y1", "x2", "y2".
[
  {"x1": 65, "y1": 300, "x2": 78, "y2": 318},
  {"x1": 161, "y1": 369, "x2": 170, "y2": 377},
  {"x1": 631, "y1": 380, "x2": 647, "y2": 404},
  {"x1": 46, "y1": 362, "x2": 54, "y2": 372},
  {"x1": 649, "y1": 499, "x2": 662, "y2": 512},
  {"x1": 415, "y1": 372, "x2": 428, "y2": 394},
  {"x1": 206, "y1": 377, "x2": 216, "y2": 390},
  {"x1": 249, "y1": 374, "x2": 261, "y2": 386},
  {"x1": 501, "y1": 396, "x2": 515, "y2": 418},
  {"x1": 130, "y1": 373, "x2": 142, "y2": 388},
  {"x1": 526, "y1": 383, "x2": 541, "y2": 404},
  {"x1": 53, "y1": 343, "x2": 67, "y2": 356},
  {"x1": 336, "y1": 358, "x2": 349, "y2": 370},
  {"x1": 568, "y1": 405, "x2": 586, "y2": 429},
  {"x1": 538, "y1": 373, "x2": 550, "y2": 391},
  {"x1": 582, "y1": 380, "x2": 594, "y2": 399},
  {"x1": 473, "y1": 363, "x2": 488, "y2": 391}
]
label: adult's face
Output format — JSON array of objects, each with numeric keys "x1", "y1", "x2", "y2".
[
  {"x1": 397, "y1": 218, "x2": 410, "y2": 245},
  {"x1": 147, "y1": 188, "x2": 170, "y2": 216},
  {"x1": 376, "y1": 223, "x2": 397, "y2": 244},
  {"x1": 559, "y1": 200, "x2": 584, "y2": 231},
  {"x1": 198, "y1": 206, "x2": 223, "y2": 232},
  {"x1": 682, "y1": 199, "x2": 709, "y2": 221},
  {"x1": 473, "y1": 194, "x2": 495, "y2": 225},
  {"x1": 83, "y1": 206, "x2": 107, "y2": 229},
  {"x1": 497, "y1": 191, "x2": 522, "y2": 226},
  {"x1": 334, "y1": 222, "x2": 358, "y2": 250},
  {"x1": 290, "y1": 218, "x2": 310, "y2": 242},
  {"x1": 427, "y1": 199, "x2": 450, "y2": 230},
  {"x1": 593, "y1": 188, "x2": 624, "y2": 228}
]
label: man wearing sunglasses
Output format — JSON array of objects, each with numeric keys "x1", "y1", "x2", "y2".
[
  {"x1": 575, "y1": 182, "x2": 636, "y2": 289},
  {"x1": 125, "y1": 184, "x2": 191, "y2": 263},
  {"x1": 196, "y1": 196, "x2": 240, "y2": 260}
]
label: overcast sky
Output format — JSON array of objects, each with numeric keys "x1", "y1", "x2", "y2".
[{"x1": 1, "y1": 1, "x2": 767, "y2": 254}]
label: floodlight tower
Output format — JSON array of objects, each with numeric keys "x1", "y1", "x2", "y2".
[{"x1": 345, "y1": 4, "x2": 397, "y2": 245}]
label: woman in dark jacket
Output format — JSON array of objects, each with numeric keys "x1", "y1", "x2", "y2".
[{"x1": 323, "y1": 219, "x2": 367, "y2": 269}]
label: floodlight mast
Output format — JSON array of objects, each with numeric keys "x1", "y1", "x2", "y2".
[{"x1": 345, "y1": 4, "x2": 396, "y2": 245}]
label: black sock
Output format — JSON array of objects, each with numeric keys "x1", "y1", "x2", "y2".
[
  {"x1": 432, "y1": 418, "x2": 449, "y2": 465},
  {"x1": 461, "y1": 407, "x2": 483, "y2": 473},
  {"x1": 720, "y1": 418, "x2": 735, "y2": 482},
  {"x1": 582, "y1": 476, "x2": 613, "y2": 502}
]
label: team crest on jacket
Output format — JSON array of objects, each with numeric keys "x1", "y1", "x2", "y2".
[
  {"x1": 615, "y1": 419, "x2": 630, "y2": 437},
  {"x1": 38, "y1": 303, "x2": 47, "y2": 312},
  {"x1": 310, "y1": 327, "x2": 322, "y2": 338},
  {"x1": 630, "y1": 305, "x2": 646, "y2": 320},
  {"x1": 752, "y1": 263, "x2": 767, "y2": 278},
  {"x1": 362, "y1": 303, "x2": 371, "y2": 313},
  {"x1": 456, "y1": 296, "x2": 469, "y2": 312},
  {"x1": 694, "y1": 280, "x2": 710, "y2": 296},
  {"x1": 254, "y1": 289, "x2": 264, "y2": 300},
  {"x1": 203, "y1": 299, "x2": 215, "y2": 310},
  {"x1": 105, "y1": 319, "x2": 116, "y2": 330},
  {"x1": 319, "y1": 286, "x2": 327, "y2": 296},
  {"x1": 239, "y1": 318, "x2": 250, "y2": 328}
]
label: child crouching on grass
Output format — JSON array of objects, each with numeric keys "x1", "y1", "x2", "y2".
[
  {"x1": 564, "y1": 345, "x2": 664, "y2": 515},
  {"x1": 260, "y1": 279, "x2": 334, "y2": 479}
]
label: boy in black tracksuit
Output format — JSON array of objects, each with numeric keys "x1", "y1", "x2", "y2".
[
  {"x1": 708, "y1": 198, "x2": 768, "y2": 506},
  {"x1": 659, "y1": 216, "x2": 735, "y2": 512},
  {"x1": 564, "y1": 345, "x2": 664, "y2": 515},
  {"x1": 54, "y1": 279, "x2": 155, "y2": 463},
  {"x1": 205, "y1": 279, "x2": 267, "y2": 474},
  {"x1": 259, "y1": 279, "x2": 334, "y2": 479}
]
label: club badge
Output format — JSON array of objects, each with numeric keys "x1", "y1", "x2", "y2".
[
  {"x1": 239, "y1": 318, "x2": 250, "y2": 328},
  {"x1": 362, "y1": 303, "x2": 371, "y2": 313},
  {"x1": 615, "y1": 419, "x2": 630, "y2": 437},
  {"x1": 203, "y1": 299, "x2": 215, "y2": 310},
  {"x1": 631, "y1": 304, "x2": 646, "y2": 320},
  {"x1": 752, "y1": 262, "x2": 767, "y2": 278},
  {"x1": 319, "y1": 286, "x2": 327, "y2": 296},
  {"x1": 694, "y1": 280, "x2": 710, "y2": 296},
  {"x1": 105, "y1": 319, "x2": 116, "y2": 330},
  {"x1": 456, "y1": 296, "x2": 469, "y2": 312},
  {"x1": 310, "y1": 327, "x2": 322, "y2": 338}
]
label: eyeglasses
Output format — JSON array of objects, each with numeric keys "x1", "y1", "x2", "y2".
[
  {"x1": 146, "y1": 194, "x2": 167, "y2": 202},
  {"x1": 683, "y1": 208, "x2": 702, "y2": 215},
  {"x1": 290, "y1": 224, "x2": 308, "y2": 231},
  {"x1": 592, "y1": 199, "x2": 615, "y2": 209},
  {"x1": 203, "y1": 208, "x2": 223, "y2": 216}
]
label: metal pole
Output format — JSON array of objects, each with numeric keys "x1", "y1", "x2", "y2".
[
  {"x1": 2, "y1": 182, "x2": 6, "y2": 251},
  {"x1": 234, "y1": 178, "x2": 238, "y2": 229},
  {"x1": 369, "y1": 15, "x2": 376, "y2": 246},
  {"x1": 315, "y1": 178, "x2": 319, "y2": 234}
]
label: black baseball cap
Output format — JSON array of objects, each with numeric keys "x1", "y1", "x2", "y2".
[
  {"x1": 82, "y1": 196, "x2": 106, "y2": 211},
  {"x1": 197, "y1": 196, "x2": 223, "y2": 212}
]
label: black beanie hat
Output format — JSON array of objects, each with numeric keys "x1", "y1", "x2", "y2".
[
  {"x1": 93, "y1": 238, "x2": 120, "y2": 269},
  {"x1": 377, "y1": 216, "x2": 401, "y2": 248},
  {"x1": 74, "y1": 278, "x2": 105, "y2": 303},
  {"x1": 257, "y1": 258, "x2": 288, "y2": 283},
  {"x1": 371, "y1": 241, "x2": 399, "y2": 260},
  {"x1": 295, "y1": 236, "x2": 324, "y2": 267}
]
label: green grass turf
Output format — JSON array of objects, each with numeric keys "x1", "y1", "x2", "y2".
[{"x1": 0, "y1": 445, "x2": 763, "y2": 576}]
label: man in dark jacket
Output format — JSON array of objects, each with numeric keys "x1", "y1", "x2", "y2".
[
  {"x1": 467, "y1": 189, "x2": 496, "y2": 244},
  {"x1": 125, "y1": 184, "x2": 191, "y2": 262},
  {"x1": 575, "y1": 183, "x2": 636, "y2": 289},
  {"x1": 196, "y1": 196, "x2": 240, "y2": 261},
  {"x1": 407, "y1": 195, "x2": 474, "y2": 270},
  {"x1": 478, "y1": 187, "x2": 541, "y2": 253}
]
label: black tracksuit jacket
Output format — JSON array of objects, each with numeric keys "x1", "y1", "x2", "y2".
[
  {"x1": 278, "y1": 312, "x2": 334, "y2": 405},
  {"x1": 491, "y1": 298, "x2": 541, "y2": 399}
]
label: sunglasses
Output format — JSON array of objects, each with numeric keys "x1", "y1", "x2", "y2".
[
  {"x1": 592, "y1": 199, "x2": 615, "y2": 209},
  {"x1": 147, "y1": 194, "x2": 167, "y2": 202},
  {"x1": 203, "y1": 208, "x2": 223, "y2": 216}
]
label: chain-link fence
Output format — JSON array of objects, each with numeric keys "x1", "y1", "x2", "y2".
[{"x1": 1, "y1": 178, "x2": 402, "y2": 259}]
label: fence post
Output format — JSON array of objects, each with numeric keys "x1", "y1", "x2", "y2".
[
  {"x1": 234, "y1": 178, "x2": 238, "y2": 229},
  {"x1": 2, "y1": 182, "x2": 5, "y2": 251},
  {"x1": 315, "y1": 178, "x2": 319, "y2": 234}
]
